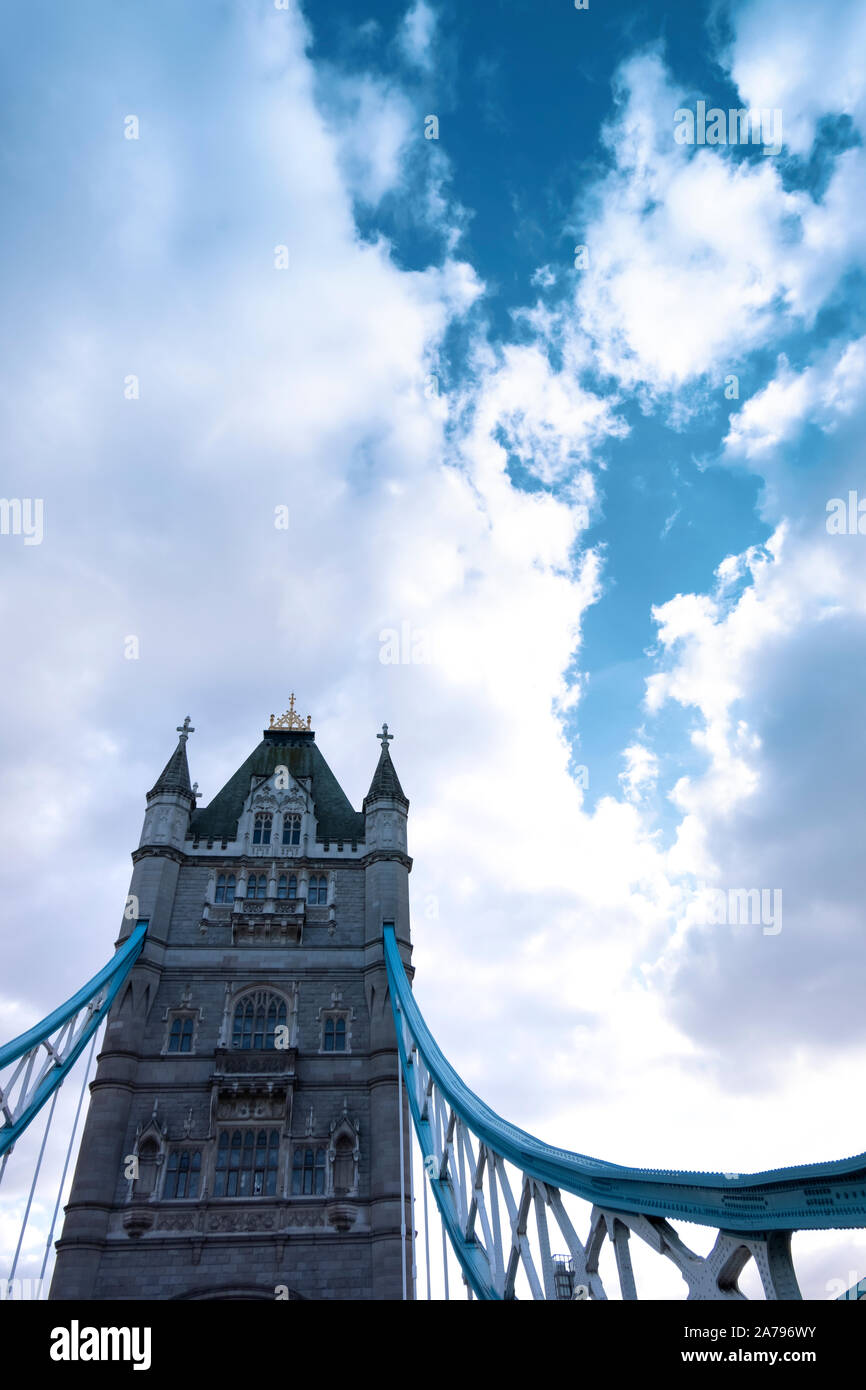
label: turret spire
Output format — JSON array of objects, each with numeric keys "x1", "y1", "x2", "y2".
[
  {"x1": 364, "y1": 723, "x2": 408, "y2": 808},
  {"x1": 148, "y1": 716, "x2": 195, "y2": 798}
]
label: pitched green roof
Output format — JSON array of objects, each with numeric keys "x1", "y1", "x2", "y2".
[{"x1": 188, "y1": 730, "x2": 364, "y2": 844}]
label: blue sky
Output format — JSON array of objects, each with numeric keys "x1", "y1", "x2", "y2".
[{"x1": 2, "y1": 0, "x2": 866, "y2": 1298}]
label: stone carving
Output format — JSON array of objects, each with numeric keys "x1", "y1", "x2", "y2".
[
  {"x1": 326, "y1": 1200, "x2": 357, "y2": 1233},
  {"x1": 233, "y1": 918, "x2": 303, "y2": 946},
  {"x1": 123, "y1": 1208, "x2": 155, "y2": 1238},
  {"x1": 208, "y1": 1211, "x2": 276, "y2": 1233},
  {"x1": 216, "y1": 1095, "x2": 286, "y2": 1121},
  {"x1": 158, "y1": 1213, "x2": 197, "y2": 1232}
]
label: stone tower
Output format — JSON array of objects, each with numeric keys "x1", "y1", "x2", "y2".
[{"x1": 50, "y1": 705, "x2": 414, "y2": 1301}]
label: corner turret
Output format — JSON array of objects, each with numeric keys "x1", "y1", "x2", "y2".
[
  {"x1": 363, "y1": 723, "x2": 408, "y2": 855},
  {"x1": 140, "y1": 715, "x2": 196, "y2": 851}
]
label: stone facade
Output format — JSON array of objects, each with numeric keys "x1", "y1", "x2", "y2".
[{"x1": 49, "y1": 715, "x2": 414, "y2": 1301}]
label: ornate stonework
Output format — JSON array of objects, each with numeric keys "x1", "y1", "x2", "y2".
[{"x1": 207, "y1": 1211, "x2": 276, "y2": 1233}]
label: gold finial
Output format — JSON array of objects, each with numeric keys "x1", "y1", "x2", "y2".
[{"x1": 268, "y1": 694, "x2": 313, "y2": 731}]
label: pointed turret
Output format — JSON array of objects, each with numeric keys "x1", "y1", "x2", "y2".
[
  {"x1": 362, "y1": 722, "x2": 411, "y2": 1086},
  {"x1": 363, "y1": 724, "x2": 408, "y2": 810},
  {"x1": 362, "y1": 722, "x2": 409, "y2": 865},
  {"x1": 139, "y1": 716, "x2": 196, "y2": 852},
  {"x1": 147, "y1": 728, "x2": 193, "y2": 799}
]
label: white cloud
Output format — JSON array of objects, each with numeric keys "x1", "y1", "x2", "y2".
[
  {"x1": 726, "y1": 0, "x2": 866, "y2": 154},
  {"x1": 724, "y1": 337, "x2": 866, "y2": 459},
  {"x1": 463, "y1": 339, "x2": 628, "y2": 488},
  {"x1": 398, "y1": 0, "x2": 437, "y2": 72},
  {"x1": 620, "y1": 742, "x2": 659, "y2": 801},
  {"x1": 569, "y1": 39, "x2": 866, "y2": 397}
]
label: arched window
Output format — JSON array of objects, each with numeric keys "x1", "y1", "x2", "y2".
[
  {"x1": 168, "y1": 1016, "x2": 194, "y2": 1053},
  {"x1": 308, "y1": 874, "x2": 327, "y2": 905},
  {"x1": 246, "y1": 873, "x2": 266, "y2": 900},
  {"x1": 164, "y1": 1149, "x2": 201, "y2": 1199},
  {"x1": 323, "y1": 1016, "x2": 346, "y2": 1052},
  {"x1": 232, "y1": 993, "x2": 288, "y2": 1050},
  {"x1": 292, "y1": 1146, "x2": 326, "y2": 1195},
  {"x1": 277, "y1": 874, "x2": 287, "y2": 899},
  {"x1": 277, "y1": 873, "x2": 299, "y2": 901},
  {"x1": 136, "y1": 1138, "x2": 159, "y2": 1198},
  {"x1": 253, "y1": 812, "x2": 272, "y2": 845},
  {"x1": 214, "y1": 1130, "x2": 279, "y2": 1198},
  {"x1": 288, "y1": 874, "x2": 297, "y2": 900},
  {"x1": 215, "y1": 874, "x2": 236, "y2": 904},
  {"x1": 282, "y1": 814, "x2": 301, "y2": 846},
  {"x1": 333, "y1": 1136, "x2": 354, "y2": 1195}
]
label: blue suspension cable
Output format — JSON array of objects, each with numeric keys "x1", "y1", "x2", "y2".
[{"x1": 8, "y1": 1085, "x2": 59, "y2": 1292}]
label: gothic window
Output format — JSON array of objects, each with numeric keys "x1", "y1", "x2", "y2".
[
  {"x1": 232, "y1": 993, "x2": 288, "y2": 1050},
  {"x1": 215, "y1": 873, "x2": 235, "y2": 904},
  {"x1": 282, "y1": 814, "x2": 301, "y2": 846},
  {"x1": 292, "y1": 1146, "x2": 326, "y2": 1195},
  {"x1": 168, "y1": 1016, "x2": 194, "y2": 1053},
  {"x1": 308, "y1": 874, "x2": 327, "y2": 905},
  {"x1": 163, "y1": 1149, "x2": 201, "y2": 1199},
  {"x1": 253, "y1": 812, "x2": 272, "y2": 845},
  {"x1": 323, "y1": 1016, "x2": 346, "y2": 1052},
  {"x1": 333, "y1": 1136, "x2": 354, "y2": 1195},
  {"x1": 214, "y1": 1129, "x2": 279, "y2": 1197},
  {"x1": 276, "y1": 873, "x2": 299, "y2": 900},
  {"x1": 246, "y1": 873, "x2": 266, "y2": 900}
]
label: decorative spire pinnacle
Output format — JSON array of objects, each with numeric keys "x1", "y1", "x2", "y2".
[
  {"x1": 148, "y1": 715, "x2": 195, "y2": 800},
  {"x1": 268, "y1": 694, "x2": 312, "y2": 731},
  {"x1": 364, "y1": 721, "x2": 408, "y2": 808}
]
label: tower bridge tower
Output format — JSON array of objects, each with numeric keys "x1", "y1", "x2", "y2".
[{"x1": 49, "y1": 705, "x2": 414, "y2": 1301}]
